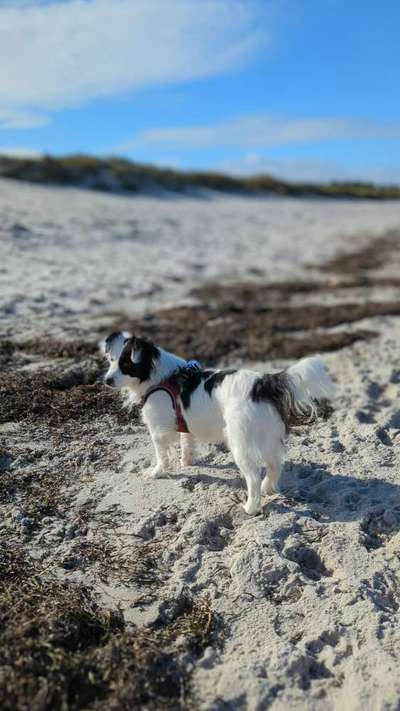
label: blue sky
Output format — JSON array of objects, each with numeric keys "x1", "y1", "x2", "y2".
[{"x1": 0, "y1": 0, "x2": 399, "y2": 182}]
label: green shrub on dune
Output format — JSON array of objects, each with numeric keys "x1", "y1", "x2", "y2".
[{"x1": 0, "y1": 153, "x2": 399, "y2": 199}]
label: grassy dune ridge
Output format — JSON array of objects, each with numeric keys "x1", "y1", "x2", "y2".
[{"x1": 1, "y1": 153, "x2": 400, "y2": 199}]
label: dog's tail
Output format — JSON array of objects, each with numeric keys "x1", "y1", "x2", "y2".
[
  {"x1": 253, "y1": 356, "x2": 336, "y2": 430},
  {"x1": 285, "y1": 355, "x2": 336, "y2": 423}
]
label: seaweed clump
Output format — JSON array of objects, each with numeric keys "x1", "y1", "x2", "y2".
[
  {"x1": 0, "y1": 538, "x2": 217, "y2": 710},
  {"x1": 0, "y1": 339, "x2": 135, "y2": 427}
]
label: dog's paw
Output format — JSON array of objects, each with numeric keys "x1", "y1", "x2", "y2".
[
  {"x1": 148, "y1": 464, "x2": 165, "y2": 479},
  {"x1": 261, "y1": 478, "x2": 280, "y2": 496},
  {"x1": 242, "y1": 500, "x2": 262, "y2": 516}
]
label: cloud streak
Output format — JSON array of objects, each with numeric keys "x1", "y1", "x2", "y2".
[
  {"x1": 0, "y1": 0, "x2": 267, "y2": 127},
  {"x1": 118, "y1": 114, "x2": 400, "y2": 151},
  {"x1": 0, "y1": 146, "x2": 42, "y2": 157},
  {"x1": 0, "y1": 109, "x2": 48, "y2": 130}
]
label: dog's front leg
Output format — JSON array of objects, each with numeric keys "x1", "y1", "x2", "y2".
[
  {"x1": 142, "y1": 391, "x2": 177, "y2": 478},
  {"x1": 150, "y1": 432, "x2": 171, "y2": 478},
  {"x1": 180, "y1": 432, "x2": 194, "y2": 467}
]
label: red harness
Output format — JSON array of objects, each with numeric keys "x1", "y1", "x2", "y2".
[{"x1": 141, "y1": 380, "x2": 189, "y2": 433}]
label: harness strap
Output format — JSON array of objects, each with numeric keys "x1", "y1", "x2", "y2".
[{"x1": 141, "y1": 381, "x2": 189, "y2": 434}]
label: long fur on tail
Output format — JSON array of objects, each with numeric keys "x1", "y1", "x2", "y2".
[
  {"x1": 287, "y1": 355, "x2": 336, "y2": 408},
  {"x1": 251, "y1": 355, "x2": 336, "y2": 431}
]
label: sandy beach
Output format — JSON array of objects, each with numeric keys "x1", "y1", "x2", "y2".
[{"x1": 2, "y1": 178, "x2": 400, "y2": 710}]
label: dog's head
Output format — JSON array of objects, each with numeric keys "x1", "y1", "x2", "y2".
[{"x1": 101, "y1": 332, "x2": 160, "y2": 390}]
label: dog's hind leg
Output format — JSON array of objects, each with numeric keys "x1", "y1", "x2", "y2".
[
  {"x1": 242, "y1": 467, "x2": 262, "y2": 515},
  {"x1": 235, "y1": 455, "x2": 262, "y2": 515},
  {"x1": 261, "y1": 456, "x2": 282, "y2": 496},
  {"x1": 180, "y1": 432, "x2": 194, "y2": 467},
  {"x1": 225, "y1": 422, "x2": 262, "y2": 516}
]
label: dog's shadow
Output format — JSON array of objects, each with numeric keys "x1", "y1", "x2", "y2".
[
  {"x1": 161, "y1": 460, "x2": 242, "y2": 491},
  {"x1": 168, "y1": 458, "x2": 400, "y2": 528},
  {"x1": 196, "y1": 460, "x2": 237, "y2": 472},
  {"x1": 275, "y1": 461, "x2": 400, "y2": 526}
]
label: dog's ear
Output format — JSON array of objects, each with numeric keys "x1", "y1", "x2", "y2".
[
  {"x1": 130, "y1": 336, "x2": 160, "y2": 366},
  {"x1": 100, "y1": 331, "x2": 131, "y2": 358},
  {"x1": 130, "y1": 336, "x2": 144, "y2": 364}
]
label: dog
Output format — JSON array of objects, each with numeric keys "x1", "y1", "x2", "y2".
[{"x1": 102, "y1": 332, "x2": 336, "y2": 515}]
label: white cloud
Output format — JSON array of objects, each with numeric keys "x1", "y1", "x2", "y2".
[
  {"x1": 0, "y1": 0, "x2": 267, "y2": 127},
  {"x1": 0, "y1": 146, "x2": 42, "y2": 157},
  {"x1": 118, "y1": 113, "x2": 400, "y2": 151},
  {"x1": 0, "y1": 109, "x2": 48, "y2": 129}
]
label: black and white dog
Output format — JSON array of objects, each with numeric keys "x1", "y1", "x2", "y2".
[{"x1": 102, "y1": 332, "x2": 335, "y2": 515}]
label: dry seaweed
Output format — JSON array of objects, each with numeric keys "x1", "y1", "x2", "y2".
[
  {"x1": 0, "y1": 439, "x2": 100, "y2": 520},
  {"x1": 120, "y1": 301, "x2": 383, "y2": 365},
  {"x1": 21, "y1": 337, "x2": 99, "y2": 360},
  {"x1": 192, "y1": 275, "x2": 400, "y2": 305},
  {"x1": 60, "y1": 534, "x2": 171, "y2": 588},
  {"x1": 0, "y1": 338, "x2": 99, "y2": 371},
  {"x1": 319, "y1": 231, "x2": 400, "y2": 274},
  {"x1": 0, "y1": 365, "x2": 136, "y2": 426},
  {"x1": 0, "y1": 538, "x2": 217, "y2": 711}
]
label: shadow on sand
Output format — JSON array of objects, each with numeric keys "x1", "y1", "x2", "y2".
[
  {"x1": 170, "y1": 458, "x2": 400, "y2": 531},
  {"x1": 274, "y1": 461, "x2": 400, "y2": 527}
]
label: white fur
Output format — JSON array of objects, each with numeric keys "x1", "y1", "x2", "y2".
[
  {"x1": 286, "y1": 356, "x2": 336, "y2": 418},
  {"x1": 102, "y1": 335, "x2": 336, "y2": 516}
]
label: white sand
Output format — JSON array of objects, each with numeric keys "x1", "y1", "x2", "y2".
[{"x1": 2, "y1": 178, "x2": 400, "y2": 709}]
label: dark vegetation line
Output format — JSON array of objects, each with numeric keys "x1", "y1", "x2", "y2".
[{"x1": 1, "y1": 153, "x2": 400, "y2": 199}]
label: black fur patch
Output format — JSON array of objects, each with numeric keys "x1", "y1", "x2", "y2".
[
  {"x1": 119, "y1": 337, "x2": 160, "y2": 383},
  {"x1": 250, "y1": 371, "x2": 332, "y2": 431},
  {"x1": 204, "y1": 369, "x2": 237, "y2": 396},
  {"x1": 251, "y1": 372, "x2": 293, "y2": 430},
  {"x1": 168, "y1": 367, "x2": 237, "y2": 410},
  {"x1": 169, "y1": 366, "x2": 206, "y2": 409},
  {"x1": 251, "y1": 371, "x2": 304, "y2": 433}
]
